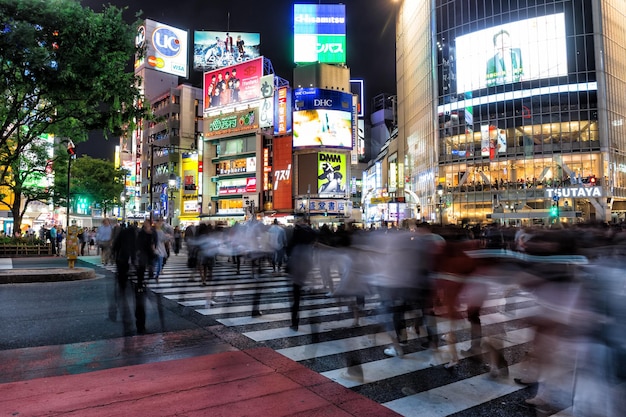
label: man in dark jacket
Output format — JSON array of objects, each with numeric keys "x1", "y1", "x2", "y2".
[{"x1": 110, "y1": 223, "x2": 137, "y2": 334}]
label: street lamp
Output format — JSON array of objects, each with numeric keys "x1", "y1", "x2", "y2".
[
  {"x1": 437, "y1": 184, "x2": 444, "y2": 227},
  {"x1": 168, "y1": 173, "x2": 177, "y2": 225}
]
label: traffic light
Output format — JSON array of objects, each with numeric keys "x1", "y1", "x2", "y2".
[
  {"x1": 550, "y1": 204, "x2": 559, "y2": 217},
  {"x1": 589, "y1": 175, "x2": 596, "y2": 185},
  {"x1": 66, "y1": 140, "x2": 76, "y2": 156}
]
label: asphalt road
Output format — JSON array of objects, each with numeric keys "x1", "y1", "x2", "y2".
[{"x1": 0, "y1": 256, "x2": 203, "y2": 351}]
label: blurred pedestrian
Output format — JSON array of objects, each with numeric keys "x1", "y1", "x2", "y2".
[
  {"x1": 286, "y1": 218, "x2": 318, "y2": 331},
  {"x1": 96, "y1": 219, "x2": 113, "y2": 265},
  {"x1": 268, "y1": 219, "x2": 287, "y2": 272},
  {"x1": 111, "y1": 222, "x2": 136, "y2": 335},
  {"x1": 173, "y1": 226, "x2": 182, "y2": 255}
]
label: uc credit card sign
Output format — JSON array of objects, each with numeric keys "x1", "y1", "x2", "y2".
[{"x1": 142, "y1": 19, "x2": 189, "y2": 77}]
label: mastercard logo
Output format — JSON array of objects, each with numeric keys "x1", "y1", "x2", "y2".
[{"x1": 147, "y1": 56, "x2": 165, "y2": 69}]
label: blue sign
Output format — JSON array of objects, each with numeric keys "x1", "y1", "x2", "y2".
[{"x1": 293, "y1": 88, "x2": 353, "y2": 111}]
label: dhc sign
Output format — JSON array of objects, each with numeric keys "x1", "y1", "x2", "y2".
[{"x1": 545, "y1": 187, "x2": 603, "y2": 198}]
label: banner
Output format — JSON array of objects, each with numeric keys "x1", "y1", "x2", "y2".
[
  {"x1": 193, "y1": 31, "x2": 261, "y2": 72},
  {"x1": 203, "y1": 57, "x2": 263, "y2": 113},
  {"x1": 205, "y1": 109, "x2": 258, "y2": 137},
  {"x1": 317, "y1": 152, "x2": 347, "y2": 195}
]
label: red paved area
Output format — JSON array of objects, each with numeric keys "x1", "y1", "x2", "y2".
[{"x1": 1, "y1": 347, "x2": 399, "y2": 417}]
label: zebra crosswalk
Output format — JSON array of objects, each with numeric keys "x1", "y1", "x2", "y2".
[{"x1": 85, "y1": 251, "x2": 579, "y2": 417}]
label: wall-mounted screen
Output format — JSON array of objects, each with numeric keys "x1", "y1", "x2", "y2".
[
  {"x1": 193, "y1": 31, "x2": 260, "y2": 72},
  {"x1": 455, "y1": 13, "x2": 568, "y2": 92},
  {"x1": 293, "y1": 88, "x2": 353, "y2": 149},
  {"x1": 293, "y1": 4, "x2": 346, "y2": 64}
]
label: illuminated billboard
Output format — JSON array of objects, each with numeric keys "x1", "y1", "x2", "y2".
[
  {"x1": 274, "y1": 86, "x2": 292, "y2": 135},
  {"x1": 273, "y1": 136, "x2": 293, "y2": 210},
  {"x1": 455, "y1": 13, "x2": 568, "y2": 92},
  {"x1": 205, "y1": 108, "x2": 259, "y2": 138},
  {"x1": 135, "y1": 19, "x2": 189, "y2": 77},
  {"x1": 293, "y1": 4, "x2": 346, "y2": 64},
  {"x1": 318, "y1": 152, "x2": 347, "y2": 195},
  {"x1": 293, "y1": 88, "x2": 353, "y2": 149},
  {"x1": 181, "y1": 153, "x2": 198, "y2": 215},
  {"x1": 203, "y1": 57, "x2": 264, "y2": 113},
  {"x1": 193, "y1": 31, "x2": 261, "y2": 72}
]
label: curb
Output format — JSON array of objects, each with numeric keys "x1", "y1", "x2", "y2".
[{"x1": 0, "y1": 267, "x2": 96, "y2": 284}]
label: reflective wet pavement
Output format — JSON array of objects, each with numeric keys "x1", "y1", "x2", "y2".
[{"x1": 0, "y1": 257, "x2": 398, "y2": 416}]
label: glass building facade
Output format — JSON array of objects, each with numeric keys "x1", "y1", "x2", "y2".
[{"x1": 397, "y1": 0, "x2": 626, "y2": 224}]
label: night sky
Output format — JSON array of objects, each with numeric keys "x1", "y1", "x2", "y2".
[{"x1": 79, "y1": 0, "x2": 398, "y2": 159}]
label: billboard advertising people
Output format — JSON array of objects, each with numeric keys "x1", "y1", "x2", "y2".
[
  {"x1": 194, "y1": 31, "x2": 261, "y2": 72},
  {"x1": 293, "y1": 88, "x2": 353, "y2": 149},
  {"x1": 135, "y1": 19, "x2": 189, "y2": 78},
  {"x1": 203, "y1": 57, "x2": 263, "y2": 113},
  {"x1": 455, "y1": 13, "x2": 567, "y2": 92},
  {"x1": 318, "y1": 152, "x2": 347, "y2": 195},
  {"x1": 293, "y1": 4, "x2": 346, "y2": 64}
]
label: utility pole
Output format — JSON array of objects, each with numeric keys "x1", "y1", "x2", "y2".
[{"x1": 66, "y1": 140, "x2": 76, "y2": 229}]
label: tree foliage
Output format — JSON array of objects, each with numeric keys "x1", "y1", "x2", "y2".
[
  {"x1": 52, "y1": 155, "x2": 126, "y2": 218},
  {"x1": 0, "y1": 0, "x2": 146, "y2": 232}
]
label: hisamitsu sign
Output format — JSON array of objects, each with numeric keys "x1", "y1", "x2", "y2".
[{"x1": 545, "y1": 186, "x2": 603, "y2": 198}]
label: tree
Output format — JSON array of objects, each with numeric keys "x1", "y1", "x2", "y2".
[
  {"x1": 0, "y1": 133, "x2": 55, "y2": 234},
  {"x1": 0, "y1": 0, "x2": 146, "y2": 232},
  {"x1": 52, "y1": 155, "x2": 125, "y2": 219}
]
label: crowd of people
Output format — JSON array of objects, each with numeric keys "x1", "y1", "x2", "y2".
[{"x1": 104, "y1": 216, "x2": 626, "y2": 414}]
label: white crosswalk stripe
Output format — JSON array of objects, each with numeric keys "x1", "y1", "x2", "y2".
[{"x1": 84, "y1": 250, "x2": 585, "y2": 417}]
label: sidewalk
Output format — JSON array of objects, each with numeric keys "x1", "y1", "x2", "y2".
[
  {"x1": 0, "y1": 260, "x2": 399, "y2": 417},
  {"x1": 1, "y1": 346, "x2": 396, "y2": 417}
]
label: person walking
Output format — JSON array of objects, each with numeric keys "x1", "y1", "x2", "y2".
[
  {"x1": 267, "y1": 219, "x2": 287, "y2": 273},
  {"x1": 153, "y1": 219, "x2": 169, "y2": 282},
  {"x1": 111, "y1": 223, "x2": 136, "y2": 334},
  {"x1": 173, "y1": 226, "x2": 182, "y2": 256},
  {"x1": 286, "y1": 218, "x2": 318, "y2": 331},
  {"x1": 134, "y1": 220, "x2": 157, "y2": 334},
  {"x1": 49, "y1": 224, "x2": 57, "y2": 256},
  {"x1": 96, "y1": 219, "x2": 113, "y2": 265}
]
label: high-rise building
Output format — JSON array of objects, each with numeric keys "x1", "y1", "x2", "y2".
[{"x1": 396, "y1": 0, "x2": 626, "y2": 225}]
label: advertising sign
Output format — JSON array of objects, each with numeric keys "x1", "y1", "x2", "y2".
[
  {"x1": 193, "y1": 31, "x2": 261, "y2": 72},
  {"x1": 272, "y1": 136, "x2": 293, "y2": 210},
  {"x1": 293, "y1": 88, "x2": 353, "y2": 149},
  {"x1": 259, "y1": 74, "x2": 274, "y2": 129},
  {"x1": 182, "y1": 152, "x2": 198, "y2": 195},
  {"x1": 455, "y1": 13, "x2": 568, "y2": 92},
  {"x1": 205, "y1": 108, "x2": 258, "y2": 137},
  {"x1": 135, "y1": 19, "x2": 189, "y2": 77},
  {"x1": 274, "y1": 86, "x2": 292, "y2": 135},
  {"x1": 293, "y1": 4, "x2": 346, "y2": 64},
  {"x1": 318, "y1": 152, "x2": 347, "y2": 195},
  {"x1": 480, "y1": 124, "x2": 506, "y2": 159},
  {"x1": 203, "y1": 56, "x2": 264, "y2": 113},
  {"x1": 294, "y1": 198, "x2": 352, "y2": 216},
  {"x1": 218, "y1": 177, "x2": 256, "y2": 195}
]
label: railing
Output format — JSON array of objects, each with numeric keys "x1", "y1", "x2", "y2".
[{"x1": 0, "y1": 243, "x2": 53, "y2": 257}]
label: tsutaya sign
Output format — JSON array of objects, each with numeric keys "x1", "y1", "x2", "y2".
[{"x1": 545, "y1": 186, "x2": 603, "y2": 198}]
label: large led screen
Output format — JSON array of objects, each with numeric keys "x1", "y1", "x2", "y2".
[
  {"x1": 203, "y1": 57, "x2": 263, "y2": 113},
  {"x1": 318, "y1": 152, "x2": 347, "y2": 195},
  {"x1": 293, "y1": 4, "x2": 346, "y2": 64},
  {"x1": 193, "y1": 31, "x2": 261, "y2": 72},
  {"x1": 135, "y1": 19, "x2": 189, "y2": 77},
  {"x1": 293, "y1": 88, "x2": 353, "y2": 149},
  {"x1": 455, "y1": 13, "x2": 568, "y2": 92}
]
